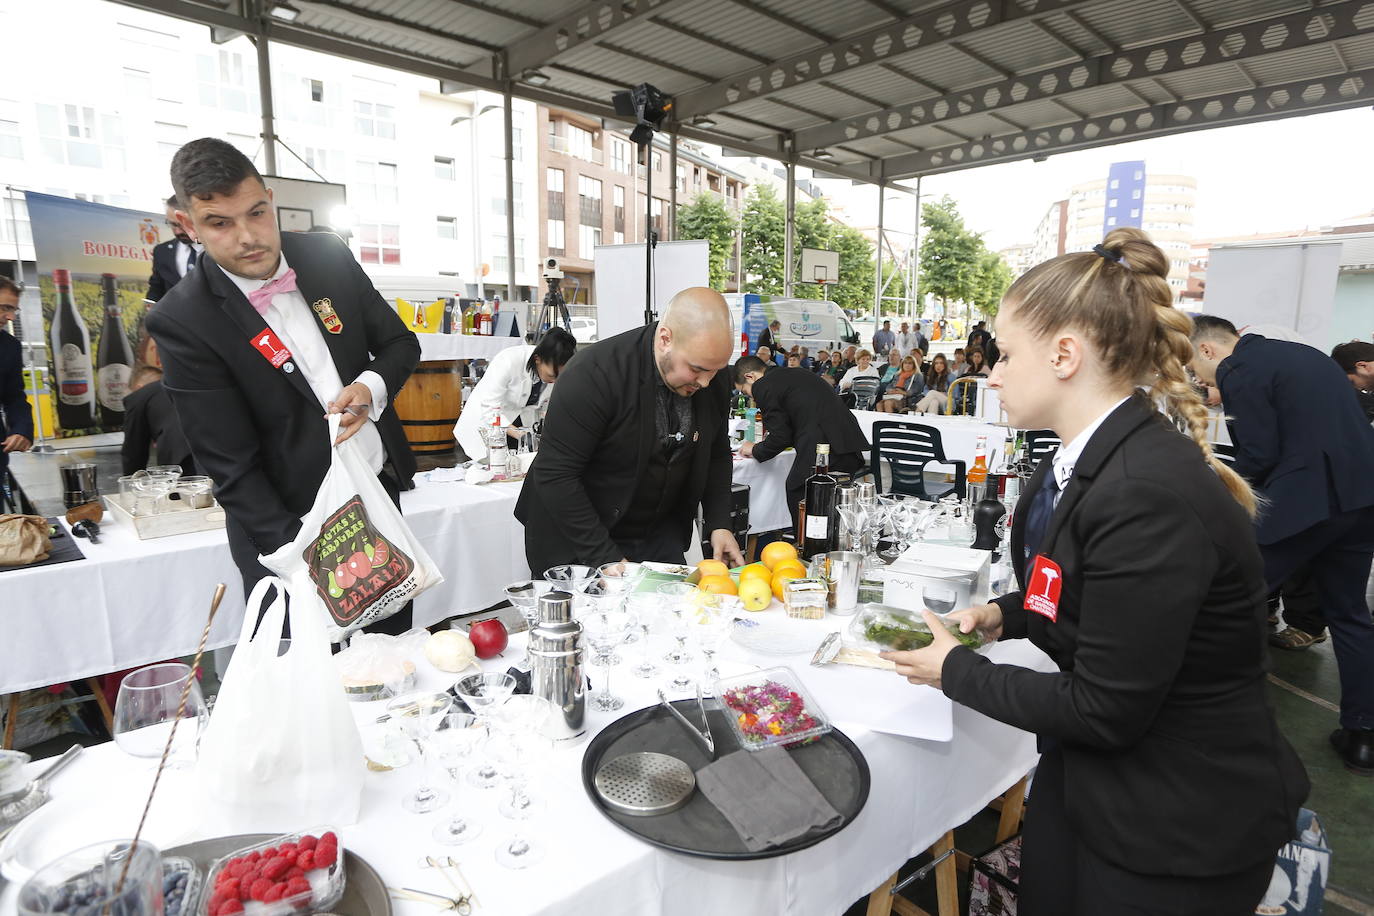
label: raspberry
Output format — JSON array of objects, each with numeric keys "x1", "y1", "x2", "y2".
[
  {"x1": 250, "y1": 877, "x2": 274, "y2": 901},
  {"x1": 312, "y1": 843, "x2": 337, "y2": 868},
  {"x1": 297, "y1": 835, "x2": 318, "y2": 851},
  {"x1": 225, "y1": 861, "x2": 246, "y2": 879},
  {"x1": 285, "y1": 866, "x2": 306, "y2": 881},
  {"x1": 238, "y1": 876, "x2": 255, "y2": 900},
  {"x1": 207, "y1": 892, "x2": 229, "y2": 913},
  {"x1": 262, "y1": 857, "x2": 291, "y2": 881},
  {"x1": 285, "y1": 876, "x2": 311, "y2": 897},
  {"x1": 319, "y1": 831, "x2": 338, "y2": 847},
  {"x1": 277, "y1": 843, "x2": 298, "y2": 858},
  {"x1": 245, "y1": 851, "x2": 261, "y2": 863},
  {"x1": 296, "y1": 850, "x2": 315, "y2": 871},
  {"x1": 263, "y1": 883, "x2": 287, "y2": 903},
  {"x1": 219, "y1": 900, "x2": 244, "y2": 916}
]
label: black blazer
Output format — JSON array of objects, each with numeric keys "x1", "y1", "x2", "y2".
[
  {"x1": 147, "y1": 231, "x2": 419, "y2": 556},
  {"x1": 515, "y1": 323, "x2": 734, "y2": 570},
  {"x1": 942, "y1": 395, "x2": 1307, "y2": 876},
  {"x1": 750, "y1": 367, "x2": 869, "y2": 495},
  {"x1": 1, "y1": 331, "x2": 33, "y2": 444},
  {"x1": 1217, "y1": 333, "x2": 1374, "y2": 544},
  {"x1": 120, "y1": 379, "x2": 195, "y2": 476},
  {"x1": 146, "y1": 239, "x2": 189, "y2": 303}
]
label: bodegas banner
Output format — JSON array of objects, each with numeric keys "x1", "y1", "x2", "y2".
[{"x1": 25, "y1": 192, "x2": 160, "y2": 436}]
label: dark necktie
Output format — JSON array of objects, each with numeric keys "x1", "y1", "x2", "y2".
[
  {"x1": 185, "y1": 244, "x2": 197, "y2": 272},
  {"x1": 1021, "y1": 463, "x2": 1061, "y2": 564}
]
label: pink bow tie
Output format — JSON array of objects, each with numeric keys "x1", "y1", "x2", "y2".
[{"x1": 246, "y1": 268, "x2": 298, "y2": 314}]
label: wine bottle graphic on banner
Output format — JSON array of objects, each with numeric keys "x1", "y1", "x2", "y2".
[
  {"x1": 50, "y1": 268, "x2": 96, "y2": 430},
  {"x1": 96, "y1": 272, "x2": 134, "y2": 428}
]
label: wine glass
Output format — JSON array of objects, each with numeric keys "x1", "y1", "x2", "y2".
[
  {"x1": 386, "y1": 691, "x2": 454, "y2": 814},
  {"x1": 489, "y1": 696, "x2": 554, "y2": 870},
  {"x1": 626, "y1": 593, "x2": 663, "y2": 679},
  {"x1": 113, "y1": 663, "x2": 208, "y2": 768},
  {"x1": 581, "y1": 605, "x2": 634, "y2": 712},
  {"x1": 923, "y1": 582, "x2": 959, "y2": 616},
  {"x1": 504, "y1": 580, "x2": 552, "y2": 669},
  {"x1": 657, "y1": 583, "x2": 698, "y2": 693},
  {"x1": 837, "y1": 502, "x2": 871, "y2": 553},
  {"x1": 430, "y1": 712, "x2": 485, "y2": 845},
  {"x1": 542, "y1": 564, "x2": 596, "y2": 594},
  {"x1": 692, "y1": 595, "x2": 738, "y2": 688},
  {"x1": 454, "y1": 672, "x2": 516, "y2": 789},
  {"x1": 597, "y1": 562, "x2": 645, "y2": 641}
]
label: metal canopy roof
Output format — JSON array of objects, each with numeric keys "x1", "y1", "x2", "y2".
[{"x1": 115, "y1": 0, "x2": 1374, "y2": 186}]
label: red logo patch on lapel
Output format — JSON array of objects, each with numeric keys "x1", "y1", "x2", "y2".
[
  {"x1": 1025, "y1": 555, "x2": 1063, "y2": 622},
  {"x1": 250, "y1": 328, "x2": 293, "y2": 368}
]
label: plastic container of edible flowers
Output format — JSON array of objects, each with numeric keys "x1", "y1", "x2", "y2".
[{"x1": 713, "y1": 666, "x2": 832, "y2": 751}]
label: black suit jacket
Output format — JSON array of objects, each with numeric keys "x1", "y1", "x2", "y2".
[
  {"x1": 147, "y1": 231, "x2": 419, "y2": 557},
  {"x1": 1, "y1": 332, "x2": 33, "y2": 442},
  {"x1": 750, "y1": 367, "x2": 869, "y2": 496},
  {"x1": 515, "y1": 323, "x2": 734, "y2": 570},
  {"x1": 1217, "y1": 334, "x2": 1374, "y2": 544},
  {"x1": 147, "y1": 239, "x2": 190, "y2": 302},
  {"x1": 942, "y1": 395, "x2": 1307, "y2": 876},
  {"x1": 120, "y1": 380, "x2": 195, "y2": 475}
]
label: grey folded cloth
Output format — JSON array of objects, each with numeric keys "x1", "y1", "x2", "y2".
[{"x1": 694, "y1": 747, "x2": 843, "y2": 852}]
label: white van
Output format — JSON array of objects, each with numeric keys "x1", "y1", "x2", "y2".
[{"x1": 723, "y1": 293, "x2": 860, "y2": 357}]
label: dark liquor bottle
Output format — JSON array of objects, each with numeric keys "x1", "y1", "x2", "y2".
[
  {"x1": 96, "y1": 273, "x2": 134, "y2": 429},
  {"x1": 49, "y1": 268, "x2": 95, "y2": 431},
  {"x1": 803, "y1": 443, "x2": 837, "y2": 559}
]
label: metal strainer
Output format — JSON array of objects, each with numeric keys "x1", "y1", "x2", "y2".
[{"x1": 594, "y1": 752, "x2": 696, "y2": 817}]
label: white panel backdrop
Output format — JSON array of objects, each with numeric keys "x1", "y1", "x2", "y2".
[
  {"x1": 593, "y1": 239, "x2": 709, "y2": 339},
  {"x1": 1202, "y1": 241, "x2": 1343, "y2": 348}
]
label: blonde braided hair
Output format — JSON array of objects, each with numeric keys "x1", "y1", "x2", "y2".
[{"x1": 1005, "y1": 226, "x2": 1258, "y2": 516}]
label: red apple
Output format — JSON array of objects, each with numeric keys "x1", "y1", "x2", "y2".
[
  {"x1": 467, "y1": 618, "x2": 509, "y2": 659},
  {"x1": 334, "y1": 562, "x2": 357, "y2": 590},
  {"x1": 345, "y1": 550, "x2": 371, "y2": 579}
]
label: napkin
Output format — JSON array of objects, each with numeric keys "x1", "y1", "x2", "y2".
[
  {"x1": 694, "y1": 747, "x2": 843, "y2": 852},
  {"x1": 464, "y1": 465, "x2": 495, "y2": 485}
]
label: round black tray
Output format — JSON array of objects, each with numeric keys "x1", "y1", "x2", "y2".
[{"x1": 581, "y1": 699, "x2": 870, "y2": 860}]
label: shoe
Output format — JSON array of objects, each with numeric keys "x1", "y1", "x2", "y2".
[
  {"x1": 1268, "y1": 626, "x2": 1328, "y2": 650},
  {"x1": 1329, "y1": 728, "x2": 1374, "y2": 776}
]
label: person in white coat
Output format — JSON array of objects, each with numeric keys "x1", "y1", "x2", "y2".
[{"x1": 454, "y1": 327, "x2": 576, "y2": 460}]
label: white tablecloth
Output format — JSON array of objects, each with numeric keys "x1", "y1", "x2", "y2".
[
  {"x1": 0, "y1": 627, "x2": 1054, "y2": 916},
  {"x1": 0, "y1": 476, "x2": 530, "y2": 695},
  {"x1": 418, "y1": 333, "x2": 522, "y2": 361},
  {"x1": 851, "y1": 410, "x2": 1009, "y2": 467},
  {"x1": 731, "y1": 451, "x2": 796, "y2": 533}
]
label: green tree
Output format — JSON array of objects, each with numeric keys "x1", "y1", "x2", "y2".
[
  {"x1": 675, "y1": 192, "x2": 739, "y2": 291},
  {"x1": 879, "y1": 259, "x2": 908, "y2": 313},
  {"x1": 829, "y1": 223, "x2": 874, "y2": 313},
  {"x1": 740, "y1": 184, "x2": 785, "y2": 294},
  {"x1": 918, "y1": 195, "x2": 982, "y2": 315},
  {"x1": 971, "y1": 250, "x2": 1014, "y2": 318}
]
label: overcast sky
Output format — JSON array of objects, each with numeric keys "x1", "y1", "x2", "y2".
[{"x1": 812, "y1": 106, "x2": 1374, "y2": 253}]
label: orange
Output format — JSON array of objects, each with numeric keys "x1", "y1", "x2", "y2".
[
  {"x1": 738, "y1": 563, "x2": 772, "y2": 583},
  {"x1": 771, "y1": 571, "x2": 803, "y2": 602},
  {"x1": 696, "y1": 559, "x2": 729, "y2": 578},
  {"x1": 697, "y1": 574, "x2": 738, "y2": 596},
  {"x1": 771, "y1": 559, "x2": 807, "y2": 581},
  {"x1": 760, "y1": 541, "x2": 800, "y2": 570},
  {"x1": 738, "y1": 577, "x2": 772, "y2": 611}
]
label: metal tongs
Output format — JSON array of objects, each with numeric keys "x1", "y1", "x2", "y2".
[{"x1": 657, "y1": 687, "x2": 714, "y2": 757}]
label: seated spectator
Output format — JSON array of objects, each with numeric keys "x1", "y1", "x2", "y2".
[
  {"x1": 1331, "y1": 340, "x2": 1374, "y2": 422},
  {"x1": 913, "y1": 353, "x2": 954, "y2": 414},
  {"x1": 952, "y1": 347, "x2": 965, "y2": 371},
  {"x1": 878, "y1": 350, "x2": 902, "y2": 389},
  {"x1": 876, "y1": 355, "x2": 924, "y2": 413},
  {"x1": 799, "y1": 346, "x2": 814, "y2": 369},
  {"x1": 838, "y1": 349, "x2": 880, "y2": 392},
  {"x1": 822, "y1": 351, "x2": 846, "y2": 387},
  {"x1": 841, "y1": 345, "x2": 858, "y2": 370},
  {"x1": 958, "y1": 346, "x2": 989, "y2": 379},
  {"x1": 813, "y1": 349, "x2": 830, "y2": 372},
  {"x1": 755, "y1": 344, "x2": 784, "y2": 367},
  {"x1": 121, "y1": 365, "x2": 196, "y2": 475},
  {"x1": 786, "y1": 352, "x2": 801, "y2": 368}
]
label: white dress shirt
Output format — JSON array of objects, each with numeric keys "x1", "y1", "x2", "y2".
[
  {"x1": 1049, "y1": 396, "x2": 1132, "y2": 503},
  {"x1": 222, "y1": 253, "x2": 389, "y2": 473},
  {"x1": 175, "y1": 240, "x2": 203, "y2": 278}
]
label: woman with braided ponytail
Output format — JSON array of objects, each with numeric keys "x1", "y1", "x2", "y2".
[{"x1": 881, "y1": 228, "x2": 1308, "y2": 915}]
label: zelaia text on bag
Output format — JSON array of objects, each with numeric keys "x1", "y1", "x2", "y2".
[{"x1": 304, "y1": 493, "x2": 417, "y2": 628}]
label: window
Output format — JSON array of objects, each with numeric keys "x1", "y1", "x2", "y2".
[
  {"x1": 493, "y1": 181, "x2": 524, "y2": 217},
  {"x1": 434, "y1": 156, "x2": 455, "y2": 180},
  {"x1": 511, "y1": 126, "x2": 523, "y2": 161},
  {"x1": 299, "y1": 146, "x2": 338, "y2": 178},
  {"x1": 676, "y1": 165, "x2": 685, "y2": 192},
  {"x1": 1107, "y1": 198, "x2": 1117, "y2": 208},
  {"x1": 579, "y1": 224, "x2": 601, "y2": 255},
  {"x1": 491, "y1": 235, "x2": 525, "y2": 274},
  {"x1": 1130, "y1": 208, "x2": 1140, "y2": 219},
  {"x1": 577, "y1": 176, "x2": 602, "y2": 200},
  {"x1": 1106, "y1": 216, "x2": 1117, "y2": 227},
  {"x1": 123, "y1": 68, "x2": 151, "y2": 98},
  {"x1": 36, "y1": 103, "x2": 121, "y2": 169},
  {"x1": 611, "y1": 139, "x2": 629, "y2": 173},
  {"x1": 154, "y1": 121, "x2": 187, "y2": 168},
  {"x1": 613, "y1": 231, "x2": 624, "y2": 245},
  {"x1": 0, "y1": 195, "x2": 32, "y2": 247},
  {"x1": 613, "y1": 185, "x2": 625, "y2": 208},
  {"x1": 436, "y1": 216, "x2": 457, "y2": 239},
  {"x1": 196, "y1": 50, "x2": 249, "y2": 112},
  {"x1": 1109, "y1": 178, "x2": 1119, "y2": 189},
  {"x1": 1134, "y1": 169, "x2": 1143, "y2": 180},
  {"x1": 567, "y1": 124, "x2": 593, "y2": 161},
  {"x1": 547, "y1": 218, "x2": 565, "y2": 252},
  {"x1": 358, "y1": 223, "x2": 400, "y2": 265},
  {"x1": 309, "y1": 79, "x2": 324, "y2": 103},
  {"x1": 355, "y1": 160, "x2": 399, "y2": 208},
  {"x1": 0, "y1": 117, "x2": 20, "y2": 159},
  {"x1": 1131, "y1": 188, "x2": 1141, "y2": 199},
  {"x1": 653, "y1": 152, "x2": 662, "y2": 172},
  {"x1": 547, "y1": 167, "x2": 564, "y2": 192},
  {"x1": 353, "y1": 100, "x2": 395, "y2": 138}
]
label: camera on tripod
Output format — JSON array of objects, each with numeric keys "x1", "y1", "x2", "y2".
[{"x1": 542, "y1": 257, "x2": 564, "y2": 280}]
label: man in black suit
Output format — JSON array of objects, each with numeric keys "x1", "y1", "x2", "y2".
[
  {"x1": 120, "y1": 366, "x2": 195, "y2": 475},
  {"x1": 1, "y1": 277, "x2": 34, "y2": 507},
  {"x1": 515, "y1": 287, "x2": 744, "y2": 573},
  {"x1": 1332, "y1": 340, "x2": 1374, "y2": 422},
  {"x1": 733, "y1": 355, "x2": 869, "y2": 514},
  {"x1": 146, "y1": 195, "x2": 201, "y2": 302},
  {"x1": 148, "y1": 138, "x2": 419, "y2": 632},
  {"x1": 1191, "y1": 316, "x2": 1374, "y2": 773}
]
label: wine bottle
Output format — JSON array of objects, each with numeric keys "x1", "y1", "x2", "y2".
[
  {"x1": 803, "y1": 443, "x2": 837, "y2": 559},
  {"x1": 492, "y1": 294, "x2": 501, "y2": 335},
  {"x1": 49, "y1": 268, "x2": 96, "y2": 430},
  {"x1": 96, "y1": 273, "x2": 134, "y2": 429}
]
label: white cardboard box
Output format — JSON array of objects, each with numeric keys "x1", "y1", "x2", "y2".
[{"x1": 882, "y1": 542, "x2": 992, "y2": 613}]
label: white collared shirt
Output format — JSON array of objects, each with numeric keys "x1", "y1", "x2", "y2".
[
  {"x1": 222, "y1": 253, "x2": 389, "y2": 473},
  {"x1": 1049, "y1": 396, "x2": 1131, "y2": 502},
  {"x1": 175, "y1": 240, "x2": 203, "y2": 278}
]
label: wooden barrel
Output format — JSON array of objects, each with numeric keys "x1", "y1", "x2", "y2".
[{"x1": 394, "y1": 360, "x2": 461, "y2": 455}]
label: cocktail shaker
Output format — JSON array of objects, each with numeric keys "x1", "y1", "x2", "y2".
[{"x1": 528, "y1": 590, "x2": 586, "y2": 743}]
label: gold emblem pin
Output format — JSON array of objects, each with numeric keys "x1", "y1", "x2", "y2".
[{"x1": 312, "y1": 297, "x2": 343, "y2": 334}]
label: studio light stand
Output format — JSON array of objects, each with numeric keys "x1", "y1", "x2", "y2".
[{"x1": 612, "y1": 83, "x2": 671, "y2": 328}]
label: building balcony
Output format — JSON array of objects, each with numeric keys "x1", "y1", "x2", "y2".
[
  {"x1": 547, "y1": 190, "x2": 565, "y2": 219},
  {"x1": 547, "y1": 133, "x2": 604, "y2": 165},
  {"x1": 578, "y1": 198, "x2": 603, "y2": 225}
]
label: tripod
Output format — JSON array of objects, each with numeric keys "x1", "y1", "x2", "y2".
[{"x1": 533, "y1": 275, "x2": 573, "y2": 340}]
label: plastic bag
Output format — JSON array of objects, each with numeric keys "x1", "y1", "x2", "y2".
[
  {"x1": 260, "y1": 413, "x2": 443, "y2": 643},
  {"x1": 334, "y1": 629, "x2": 428, "y2": 702},
  {"x1": 194, "y1": 573, "x2": 365, "y2": 833}
]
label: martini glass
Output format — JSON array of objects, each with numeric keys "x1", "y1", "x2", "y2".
[
  {"x1": 386, "y1": 691, "x2": 454, "y2": 813},
  {"x1": 626, "y1": 593, "x2": 664, "y2": 678},
  {"x1": 454, "y1": 672, "x2": 516, "y2": 789},
  {"x1": 581, "y1": 605, "x2": 634, "y2": 712},
  {"x1": 430, "y1": 712, "x2": 485, "y2": 845},
  {"x1": 505, "y1": 580, "x2": 553, "y2": 668}
]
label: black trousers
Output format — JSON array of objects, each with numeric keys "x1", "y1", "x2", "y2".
[
  {"x1": 1268, "y1": 563, "x2": 1324, "y2": 634},
  {"x1": 227, "y1": 469, "x2": 414, "y2": 640},
  {"x1": 1260, "y1": 504, "x2": 1374, "y2": 729},
  {"x1": 1019, "y1": 749, "x2": 1273, "y2": 916}
]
